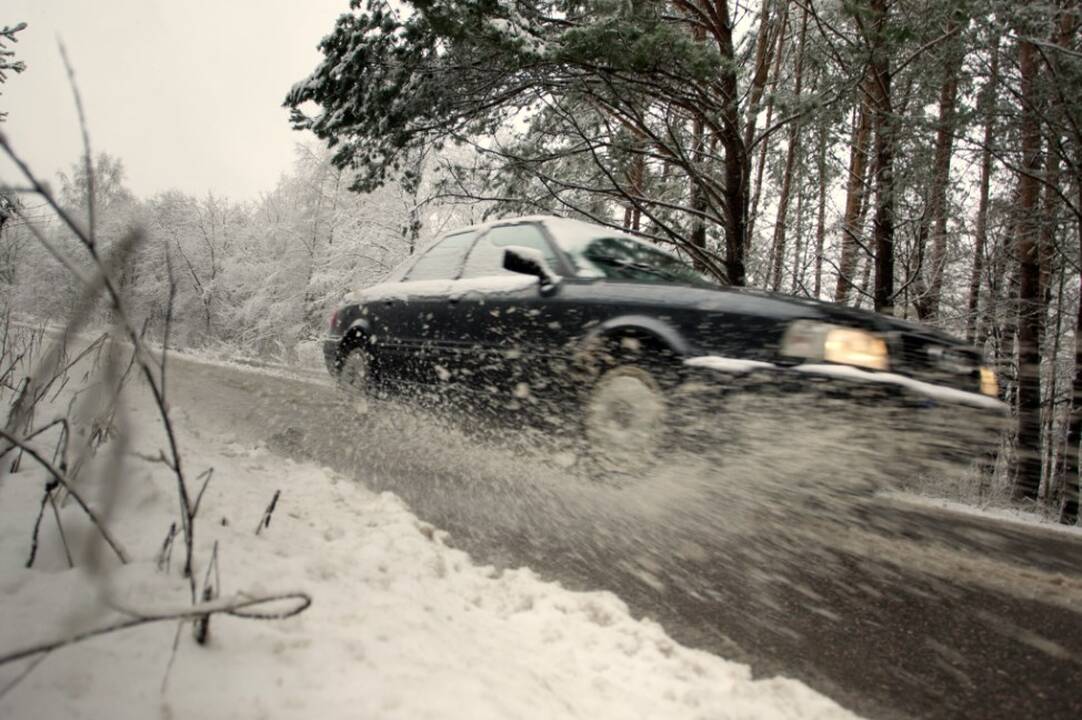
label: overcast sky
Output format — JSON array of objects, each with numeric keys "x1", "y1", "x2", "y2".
[{"x1": 1, "y1": 0, "x2": 347, "y2": 201}]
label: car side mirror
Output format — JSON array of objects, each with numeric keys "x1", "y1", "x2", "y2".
[{"x1": 503, "y1": 246, "x2": 561, "y2": 294}]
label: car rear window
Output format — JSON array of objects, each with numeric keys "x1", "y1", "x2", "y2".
[
  {"x1": 403, "y1": 231, "x2": 477, "y2": 281},
  {"x1": 460, "y1": 223, "x2": 561, "y2": 278}
]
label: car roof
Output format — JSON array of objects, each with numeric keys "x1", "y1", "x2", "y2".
[
  {"x1": 379, "y1": 214, "x2": 701, "y2": 288},
  {"x1": 437, "y1": 215, "x2": 679, "y2": 260},
  {"x1": 439, "y1": 214, "x2": 564, "y2": 236}
]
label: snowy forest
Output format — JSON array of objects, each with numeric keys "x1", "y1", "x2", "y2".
[{"x1": 3, "y1": 0, "x2": 1082, "y2": 524}]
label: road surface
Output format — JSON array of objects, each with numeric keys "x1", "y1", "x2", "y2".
[{"x1": 165, "y1": 353, "x2": 1082, "y2": 720}]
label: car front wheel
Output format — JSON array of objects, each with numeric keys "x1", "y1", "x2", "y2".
[{"x1": 582, "y1": 364, "x2": 669, "y2": 481}]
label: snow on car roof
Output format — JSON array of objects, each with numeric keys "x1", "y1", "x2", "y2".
[{"x1": 439, "y1": 215, "x2": 684, "y2": 262}]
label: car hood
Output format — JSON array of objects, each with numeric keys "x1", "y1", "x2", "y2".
[{"x1": 684, "y1": 286, "x2": 970, "y2": 346}]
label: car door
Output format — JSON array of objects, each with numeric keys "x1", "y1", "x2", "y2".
[
  {"x1": 373, "y1": 230, "x2": 478, "y2": 386},
  {"x1": 449, "y1": 222, "x2": 584, "y2": 402}
]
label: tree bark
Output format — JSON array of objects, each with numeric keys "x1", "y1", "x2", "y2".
[
  {"x1": 741, "y1": 0, "x2": 778, "y2": 157},
  {"x1": 967, "y1": 39, "x2": 999, "y2": 343},
  {"x1": 627, "y1": 137, "x2": 646, "y2": 233},
  {"x1": 834, "y1": 81, "x2": 873, "y2": 304},
  {"x1": 1043, "y1": 267, "x2": 1066, "y2": 501},
  {"x1": 915, "y1": 19, "x2": 964, "y2": 321},
  {"x1": 746, "y1": 1, "x2": 789, "y2": 254},
  {"x1": 868, "y1": 0, "x2": 896, "y2": 315},
  {"x1": 769, "y1": 6, "x2": 808, "y2": 292},
  {"x1": 1063, "y1": 144, "x2": 1082, "y2": 525},
  {"x1": 813, "y1": 121, "x2": 828, "y2": 298},
  {"x1": 1062, "y1": 269, "x2": 1082, "y2": 523},
  {"x1": 790, "y1": 166, "x2": 806, "y2": 294},
  {"x1": 689, "y1": 24, "x2": 707, "y2": 257},
  {"x1": 716, "y1": 1, "x2": 748, "y2": 286},
  {"x1": 1014, "y1": 37, "x2": 1044, "y2": 502}
]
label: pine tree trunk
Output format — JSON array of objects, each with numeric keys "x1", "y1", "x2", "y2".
[
  {"x1": 967, "y1": 39, "x2": 999, "y2": 343},
  {"x1": 741, "y1": 0, "x2": 778, "y2": 155},
  {"x1": 769, "y1": 6, "x2": 808, "y2": 292},
  {"x1": 689, "y1": 25, "x2": 707, "y2": 257},
  {"x1": 1043, "y1": 267, "x2": 1065, "y2": 503},
  {"x1": 627, "y1": 136, "x2": 646, "y2": 233},
  {"x1": 915, "y1": 20, "x2": 964, "y2": 321},
  {"x1": 855, "y1": 256, "x2": 873, "y2": 310},
  {"x1": 768, "y1": 143, "x2": 797, "y2": 291},
  {"x1": 1056, "y1": 10, "x2": 1081, "y2": 525},
  {"x1": 1014, "y1": 37, "x2": 1044, "y2": 502},
  {"x1": 834, "y1": 84, "x2": 873, "y2": 304},
  {"x1": 1062, "y1": 177, "x2": 1082, "y2": 525},
  {"x1": 746, "y1": 2, "x2": 789, "y2": 253},
  {"x1": 689, "y1": 118, "x2": 705, "y2": 249},
  {"x1": 813, "y1": 122, "x2": 828, "y2": 298},
  {"x1": 717, "y1": 2, "x2": 748, "y2": 286},
  {"x1": 1062, "y1": 281, "x2": 1082, "y2": 524},
  {"x1": 868, "y1": 0, "x2": 895, "y2": 315},
  {"x1": 790, "y1": 169, "x2": 806, "y2": 294}
]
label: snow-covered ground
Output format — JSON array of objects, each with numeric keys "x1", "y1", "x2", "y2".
[
  {"x1": 0, "y1": 362, "x2": 859, "y2": 718},
  {"x1": 882, "y1": 490, "x2": 1082, "y2": 537}
]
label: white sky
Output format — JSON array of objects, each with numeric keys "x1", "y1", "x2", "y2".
[{"x1": 0, "y1": 0, "x2": 348, "y2": 201}]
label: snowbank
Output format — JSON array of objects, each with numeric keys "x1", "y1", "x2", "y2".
[
  {"x1": 0, "y1": 383, "x2": 858, "y2": 720},
  {"x1": 882, "y1": 491, "x2": 1082, "y2": 536}
]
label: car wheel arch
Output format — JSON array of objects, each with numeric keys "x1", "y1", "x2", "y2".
[
  {"x1": 336, "y1": 317, "x2": 374, "y2": 370},
  {"x1": 341, "y1": 317, "x2": 372, "y2": 347},
  {"x1": 578, "y1": 316, "x2": 688, "y2": 382},
  {"x1": 594, "y1": 316, "x2": 687, "y2": 354}
]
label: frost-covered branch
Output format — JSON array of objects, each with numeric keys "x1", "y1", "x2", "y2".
[
  {"x1": 0, "y1": 428, "x2": 129, "y2": 564},
  {"x1": 0, "y1": 591, "x2": 313, "y2": 667}
]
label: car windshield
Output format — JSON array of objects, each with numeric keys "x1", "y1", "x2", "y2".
[{"x1": 567, "y1": 236, "x2": 718, "y2": 287}]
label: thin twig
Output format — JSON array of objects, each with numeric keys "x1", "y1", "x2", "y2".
[
  {"x1": 0, "y1": 418, "x2": 71, "y2": 464},
  {"x1": 255, "y1": 490, "x2": 281, "y2": 536},
  {"x1": 0, "y1": 134, "x2": 96, "y2": 261},
  {"x1": 156, "y1": 522, "x2": 177, "y2": 573},
  {"x1": 190, "y1": 468, "x2": 213, "y2": 519},
  {"x1": 160, "y1": 253, "x2": 176, "y2": 407},
  {"x1": 193, "y1": 541, "x2": 220, "y2": 645},
  {"x1": 24, "y1": 483, "x2": 53, "y2": 568},
  {"x1": 49, "y1": 491, "x2": 74, "y2": 569},
  {"x1": 160, "y1": 621, "x2": 184, "y2": 694},
  {"x1": 0, "y1": 651, "x2": 51, "y2": 701},
  {"x1": 0, "y1": 429, "x2": 128, "y2": 564},
  {"x1": 0, "y1": 592, "x2": 313, "y2": 666},
  {"x1": 58, "y1": 41, "x2": 96, "y2": 245},
  {"x1": 6, "y1": 204, "x2": 91, "y2": 285},
  {"x1": 202, "y1": 540, "x2": 220, "y2": 598}
]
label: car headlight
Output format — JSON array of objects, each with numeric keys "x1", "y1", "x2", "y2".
[
  {"x1": 979, "y1": 366, "x2": 998, "y2": 397},
  {"x1": 781, "y1": 320, "x2": 889, "y2": 371}
]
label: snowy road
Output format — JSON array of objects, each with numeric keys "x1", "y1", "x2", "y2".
[{"x1": 165, "y1": 352, "x2": 1082, "y2": 720}]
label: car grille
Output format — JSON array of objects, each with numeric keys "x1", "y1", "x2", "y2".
[{"x1": 891, "y1": 332, "x2": 983, "y2": 393}]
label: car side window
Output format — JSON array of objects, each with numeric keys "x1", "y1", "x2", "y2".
[
  {"x1": 459, "y1": 224, "x2": 561, "y2": 279},
  {"x1": 403, "y1": 231, "x2": 477, "y2": 281}
]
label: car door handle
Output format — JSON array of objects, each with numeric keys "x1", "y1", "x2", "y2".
[{"x1": 447, "y1": 297, "x2": 460, "y2": 305}]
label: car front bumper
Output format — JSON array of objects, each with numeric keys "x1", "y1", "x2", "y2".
[{"x1": 682, "y1": 355, "x2": 1007, "y2": 474}]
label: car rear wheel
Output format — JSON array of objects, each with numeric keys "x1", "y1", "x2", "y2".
[{"x1": 338, "y1": 346, "x2": 371, "y2": 407}]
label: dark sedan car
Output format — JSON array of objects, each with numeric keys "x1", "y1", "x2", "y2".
[{"x1": 323, "y1": 215, "x2": 1005, "y2": 475}]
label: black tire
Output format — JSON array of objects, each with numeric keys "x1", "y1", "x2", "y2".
[
  {"x1": 578, "y1": 337, "x2": 680, "y2": 483},
  {"x1": 337, "y1": 345, "x2": 371, "y2": 398}
]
